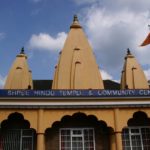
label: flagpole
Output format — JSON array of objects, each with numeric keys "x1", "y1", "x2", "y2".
[{"x1": 148, "y1": 25, "x2": 150, "y2": 30}]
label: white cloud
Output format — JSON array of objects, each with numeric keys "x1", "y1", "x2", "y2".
[
  {"x1": 28, "y1": 32, "x2": 67, "y2": 51},
  {"x1": 100, "y1": 69, "x2": 113, "y2": 80},
  {"x1": 0, "y1": 32, "x2": 6, "y2": 40},
  {"x1": 0, "y1": 75, "x2": 6, "y2": 89},
  {"x1": 78, "y1": 0, "x2": 150, "y2": 80},
  {"x1": 111, "y1": 0, "x2": 150, "y2": 12},
  {"x1": 74, "y1": 0, "x2": 150, "y2": 11},
  {"x1": 27, "y1": 0, "x2": 150, "y2": 80},
  {"x1": 144, "y1": 69, "x2": 150, "y2": 80}
]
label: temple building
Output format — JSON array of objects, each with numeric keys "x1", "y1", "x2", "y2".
[{"x1": 0, "y1": 15, "x2": 150, "y2": 150}]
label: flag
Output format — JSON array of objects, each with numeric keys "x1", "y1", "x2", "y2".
[{"x1": 140, "y1": 32, "x2": 150, "y2": 46}]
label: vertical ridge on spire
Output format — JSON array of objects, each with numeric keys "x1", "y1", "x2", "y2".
[{"x1": 121, "y1": 49, "x2": 149, "y2": 89}]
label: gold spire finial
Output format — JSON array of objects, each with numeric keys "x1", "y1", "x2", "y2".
[
  {"x1": 20, "y1": 47, "x2": 25, "y2": 54},
  {"x1": 70, "y1": 14, "x2": 82, "y2": 28},
  {"x1": 127, "y1": 48, "x2": 131, "y2": 55},
  {"x1": 73, "y1": 15, "x2": 78, "y2": 22}
]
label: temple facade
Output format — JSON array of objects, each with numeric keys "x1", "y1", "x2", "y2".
[{"x1": 0, "y1": 15, "x2": 150, "y2": 150}]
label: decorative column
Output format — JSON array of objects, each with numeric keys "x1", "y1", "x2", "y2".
[
  {"x1": 114, "y1": 108, "x2": 123, "y2": 150},
  {"x1": 37, "y1": 109, "x2": 45, "y2": 150}
]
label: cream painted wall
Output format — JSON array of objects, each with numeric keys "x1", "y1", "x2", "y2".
[{"x1": 0, "y1": 107, "x2": 150, "y2": 133}]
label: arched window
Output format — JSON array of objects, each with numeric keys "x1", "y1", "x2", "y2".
[
  {"x1": 0, "y1": 112, "x2": 36, "y2": 150},
  {"x1": 122, "y1": 111, "x2": 150, "y2": 150},
  {"x1": 45, "y1": 112, "x2": 112, "y2": 150}
]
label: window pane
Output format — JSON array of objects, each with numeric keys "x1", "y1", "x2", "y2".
[
  {"x1": 0, "y1": 129, "x2": 34, "y2": 150},
  {"x1": 122, "y1": 127, "x2": 150, "y2": 150},
  {"x1": 73, "y1": 130, "x2": 82, "y2": 135},
  {"x1": 22, "y1": 137, "x2": 33, "y2": 150},
  {"x1": 60, "y1": 128, "x2": 95, "y2": 150},
  {"x1": 141, "y1": 128, "x2": 150, "y2": 149},
  {"x1": 84, "y1": 129, "x2": 94, "y2": 150},
  {"x1": 131, "y1": 129, "x2": 139, "y2": 134},
  {"x1": 61, "y1": 130, "x2": 71, "y2": 150},
  {"x1": 122, "y1": 128, "x2": 131, "y2": 150},
  {"x1": 72, "y1": 137, "x2": 83, "y2": 149},
  {"x1": 131, "y1": 135, "x2": 142, "y2": 148}
]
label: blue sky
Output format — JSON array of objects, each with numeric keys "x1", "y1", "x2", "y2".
[
  {"x1": 0, "y1": 0, "x2": 150, "y2": 88},
  {"x1": 0, "y1": 0, "x2": 80, "y2": 84}
]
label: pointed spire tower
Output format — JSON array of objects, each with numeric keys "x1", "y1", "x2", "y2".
[
  {"x1": 52, "y1": 15, "x2": 104, "y2": 89},
  {"x1": 121, "y1": 49, "x2": 149, "y2": 89},
  {"x1": 4, "y1": 47, "x2": 33, "y2": 89}
]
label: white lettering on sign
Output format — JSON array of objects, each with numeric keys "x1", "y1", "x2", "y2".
[
  {"x1": 3, "y1": 90, "x2": 150, "y2": 97},
  {"x1": 8, "y1": 90, "x2": 30, "y2": 96},
  {"x1": 59, "y1": 90, "x2": 82, "y2": 96},
  {"x1": 139, "y1": 90, "x2": 150, "y2": 96},
  {"x1": 34, "y1": 90, "x2": 55, "y2": 96}
]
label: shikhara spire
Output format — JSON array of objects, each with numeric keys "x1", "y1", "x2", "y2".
[
  {"x1": 121, "y1": 49, "x2": 149, "y2": 89},
  {"x1": 4, "y1": 47, "x2": 33, "y2": 89},
  {"x1": 52, "y1": 15, "x2": 104, "y2": 89}
]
